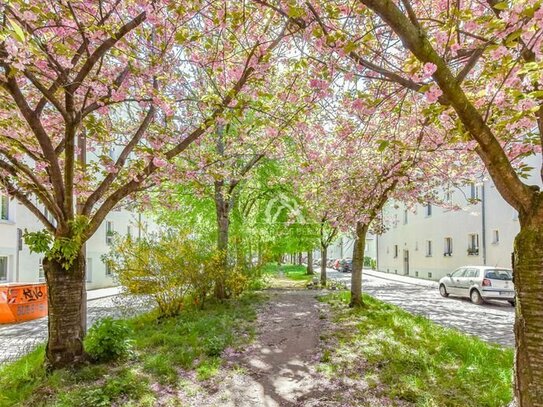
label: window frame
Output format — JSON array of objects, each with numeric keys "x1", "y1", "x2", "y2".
[{"x1": 426, "y1": 240, "x2": 433, "y2": 257}]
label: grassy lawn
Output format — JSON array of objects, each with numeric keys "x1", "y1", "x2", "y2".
[
  {"x1": 0, "y1": 293, "x2": 260, "y2": 407},
  {"x1": 319, "y1": 291, "x2": 513, "y2": 407},
  {"x1": 262, "y1": 263, "x2": 314, "y2": 282}
]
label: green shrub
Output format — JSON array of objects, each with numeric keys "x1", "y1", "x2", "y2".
[
  {"x1": 363, "y1": 256, "x2": 377, "y2": 270},
  {"x1": 85, "y1": 317, "x2": 132, "y2": 362}
]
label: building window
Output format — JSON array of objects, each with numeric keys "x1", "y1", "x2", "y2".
[
  {"x1": 86, "y1": 258, "x2": 93, "y2": 283},
  {"x1": 394, "y1": 245, "x2": 398, "y2": 258},
  {"x1": 403, "y1": 209, "x2": 408, "y2": 224},
  {"x1": 43, "y1": 207, "x2": 57, "y2": 227},
  {"x1": 428, "y1": 272, "x2": 433, "y2": 279},
  {"x1": 393, "y1": 213, "x2": 398, "y2": 228},
  {"x1": 0, "y1": 256, "x2": 7, "y2": 281},
  {"x1": 470, "y1": 183, "x2": 479, "y2": 200},
  {"x1": 426, "y1": 240, "x2": 433, "y2": 257},
  {"x1": 0, "y1": 195, "x2": 9, "y2": 221},
  {"x1": 105, "y1": 260, "x2": 113, "y2": 276},
  {"x1": 38, "y1": 258, "x2": 45, "y2": 282},
  {"x1": 468, "y1": 233, "x2": 479, "y2": 255},
  {"x1": 415, "y1": 271, "x2": 419, "y2": 277},
  {"x1": 492, "y1": 230, "x2": 499, "y2": 244},
  {"x1": 425, "y1": 203, "x2": 432, "y2": 217},
  {"x1": 444, "y1": 237, "x2": 453, "y2": 256},
  {"x1": 106, "y1": 221, "x2": 114, "y2": 245},
  {"x1": 445, "y1": 190, "x2": 453, "y2": 202}
]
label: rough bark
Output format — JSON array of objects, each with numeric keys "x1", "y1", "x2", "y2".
[
  {"x1": 350, "y1": 222, "x2": 368, "y2": 308},
  {"x1": 320, "y1": 245, "x2": 327, "y2": 286},
  {"x1": 44, "y1": 251, "x2": 86, "y2": 369},
  {"x1": 306, "y1": 250, "x2": 314, "y2": 275},
  {"x1": 514, "y1": 208, "x2": 543, "y2": 407},
  {"x1": 214, "y1": 181, "x2": 230, "y2": 299}
]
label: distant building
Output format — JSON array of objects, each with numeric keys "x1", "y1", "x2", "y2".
[
  {"x1": 0, "y1": 197, "x2": 153, "y2": 290},
  {"x1": 376, "y1": 156, "x2": 542, "y2": 280},
  {"x1": 314, "y1": 234, "x2": 377, "y2": 263}
]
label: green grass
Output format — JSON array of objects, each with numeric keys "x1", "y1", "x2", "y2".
[
  {"x1": 319, "y1": 291, "x2": 514, "y2": 407},
  {"x1": 0, "y1": 293, "x2": 260, "y2": 407},
  {"x1": 262, "y1": 263, "x2": 313, "y2": 281}
]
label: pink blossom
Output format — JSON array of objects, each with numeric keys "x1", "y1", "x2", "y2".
[
  {"x1": 425, "y1": 85, "x2": 443, "y2": 103},
  {"x1": 152, "y1": 157, "x2": 167, "y2": 168},
  {"x1": 421, "y1": 63, "x2": 437, "y2": 79}
]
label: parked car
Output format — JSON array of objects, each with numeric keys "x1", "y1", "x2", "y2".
[
  {"x1": 438, "y1": 266, "x2": 515, "y2": 306},
  {"x1": 340, "y1": 259, "x2": 352, "y2": 273}
]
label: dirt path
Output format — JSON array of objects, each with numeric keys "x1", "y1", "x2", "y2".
[{"x1": 176, "y1": 288, "x2": 332, "y2": 406}]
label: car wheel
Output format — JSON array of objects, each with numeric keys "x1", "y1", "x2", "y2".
[
  {"x1": 508, "y1": 300, "x2": 516, "y2": 307},
  {"x1": 470, "y1": 289, "x2": 484, "y2": 305},
  {"x1": 439, "y1": 284, "x2": 449, "y2": 297}
]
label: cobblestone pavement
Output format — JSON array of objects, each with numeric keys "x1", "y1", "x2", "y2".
[
  {"x1": 0, "y1": 295, "x2": 149, "y2": 365},
  {"x1": 326, "y1": 269, "x2": 515, "y2": 347}
]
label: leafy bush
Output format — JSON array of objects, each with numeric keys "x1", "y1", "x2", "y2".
[
  {"x1": 104, "y1": 229, "x2": 257, "y2": 315},
  {"x1": 363, "y1": 256, "x2": 377, "y2": 270},
  {"x1": 85, "y1": 317, "x2": 132, "y2": 362},
  {"x1": 103, "y1": 230, "x2": 203, "y2": 317}
]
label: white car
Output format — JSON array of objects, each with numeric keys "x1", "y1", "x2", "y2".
[{"x1": 438, "y1": 266, "x2": 515, "y2": 306}]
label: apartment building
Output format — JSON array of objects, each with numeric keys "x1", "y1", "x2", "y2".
[
  {"x1": 0, "y1": 196, "x2": 152, "y2": 290},
  {"x1": 376, "y1": 156, "x2": 542, "y2": 280}
]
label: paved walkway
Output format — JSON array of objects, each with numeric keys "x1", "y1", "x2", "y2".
[
  {"x1": 0, "y1": 288, "x2": 147, "y2": 365},
  {"x1": 326, "y1": 268, "x2": 515, "y2": 347}
]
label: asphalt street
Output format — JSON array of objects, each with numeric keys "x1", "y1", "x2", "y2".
[{"x1": 325, "y1": 268, "x2": 514, "y2": 347}]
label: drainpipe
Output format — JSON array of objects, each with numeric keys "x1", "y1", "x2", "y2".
[
  {"x1": 481, "y1": 182, "x2": 487, "y2": 265},
  {"x1": 375, "y1": 233, "x2": 379, "y2": 271}
]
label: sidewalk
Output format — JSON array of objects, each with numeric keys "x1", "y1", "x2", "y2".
[
  {"x1": 87, "y1": 286, "x2": 123, "y2": 300},
  {"x1": 363, "y1": 269, "x2": 439, "y2": 288}
]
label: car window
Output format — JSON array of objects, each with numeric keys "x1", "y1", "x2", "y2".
[
  {"x1": 485, "y1": 269, "x2": 513, "y2": 281},
  {"x1": 451, "y1": 268, "x2": 465, "y2": 277},
  {"x1": 466, "y1": 269, "x2": 479, "y2": 278}
]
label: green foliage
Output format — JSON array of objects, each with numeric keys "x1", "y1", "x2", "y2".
[
  {"x1": 0, "y1": 294, "x2": 259, "y2": 406},
  {"x1": 84, "y1": 317, "x2": 133, "y2": 362},
  {"x1": 319, "y1": 292, "x2": 514, "y2": 406},
  {"x1": 363, "y1": 256, "x2": 376, "y2": 269},
  {"x1": 105, "y1": 230, "x2": 261, "y2": 315},
  {"x1": 23, "y1": 216, "x2": 90, "y2": 270},
  {"x1": 55, "y1": 369, "x2": 152, "y2": 407},
  {"x1": 264, "y1": 263, "x2": 313, "y2": 282},
  {"x1": 23, "y1": 230, "x2": 52, "y2": 254},
  {"x1": 103, "y1": 230, "x2": 201, "y2": 317}
]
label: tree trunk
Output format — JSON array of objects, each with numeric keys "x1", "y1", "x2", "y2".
[
  {"x1": 214, "y1": 182, "x2": 230, "y2": 300},
  {"x1": 514, "y1": 212, "x2": 543, "y2": 407},
  {"x1": 44, "y1": 251, "x2": 86, "y2": 369},
  {"x1": 350, "y1": 222, "x2": 368, "y2": 308},
  {"x1": 320, "y1": 245, "x2": 327, "y2": 286},
  {"x1": 306, "y1": 250, "x2": 314, "y2": 275}
]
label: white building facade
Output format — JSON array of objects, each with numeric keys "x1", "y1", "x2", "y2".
[
  {"x1": 376, "y1": 156, "x2": 542, "y2": 280},
  {"x1": 314, "y1": 233, "x2": 377, "y2": 262},
  {"x1": 0, "y1": 197, "x2": 152, "y2": 290}
]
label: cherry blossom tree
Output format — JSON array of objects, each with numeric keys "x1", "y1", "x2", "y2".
[
  {"x1": 295, "y1": 88, "x2": 477, "y2": 305},
  {"x1": 251, "y1": 0, "x2": 543, "y2": 403},
  {"x1": 0, "y1": 0, "x2": 292, "y2": 368}
]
